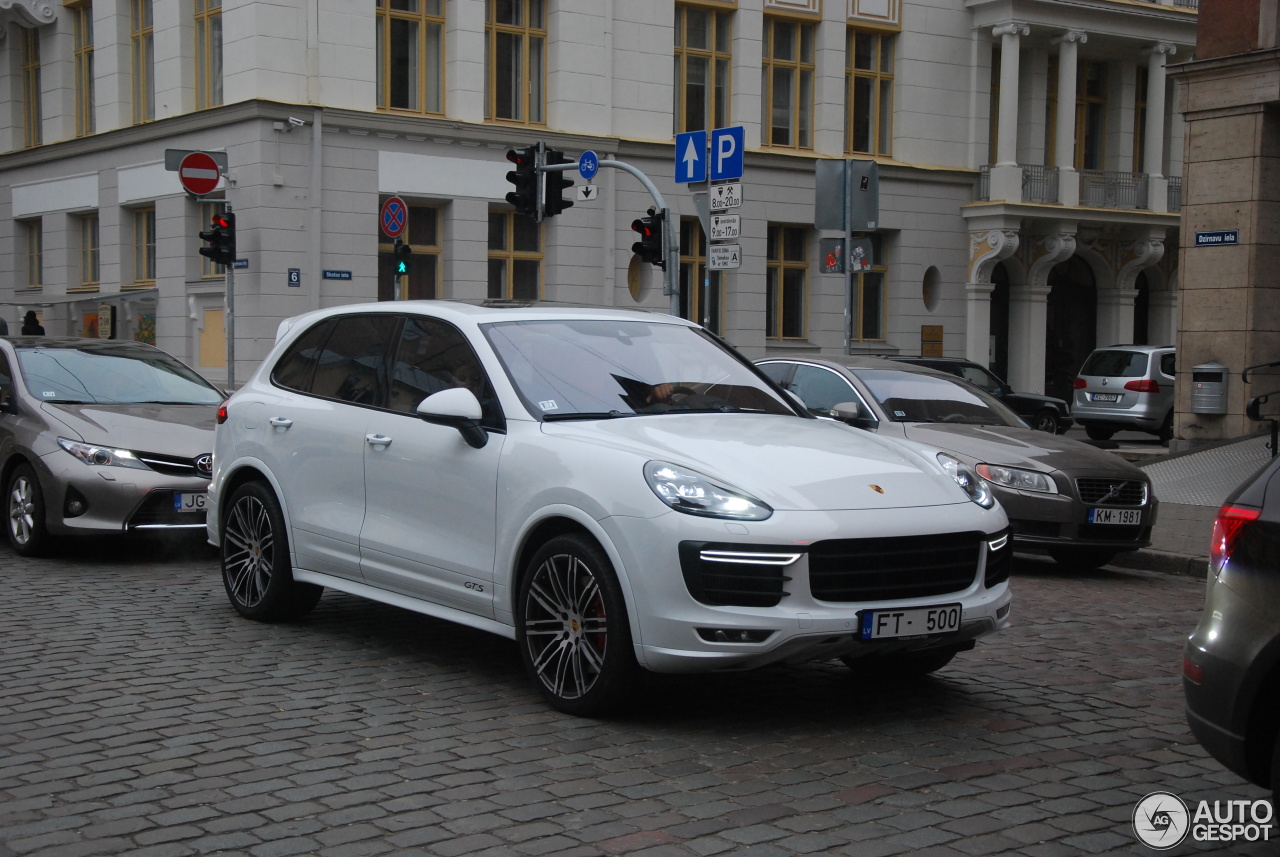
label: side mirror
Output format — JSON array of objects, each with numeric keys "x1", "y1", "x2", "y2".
[
  {"x1": 416, "y1": 387, "x2": 488, "y2": 449},
  {"x1": 830, "y1": 401, "x2": 879, "y2": 431}
]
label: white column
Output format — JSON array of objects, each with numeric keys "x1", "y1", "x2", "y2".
[
  {"x1": 989, "y1": 23, "x2": 1029, "y2": 202},
  {"x1": 1144, "y1": 43, "x2": 1176, "y2": 211},
  {"x1": 993, "y1": 23, "x2": 1027, "y2": 167},
  {"x1": 1144, "y1": 45, "x2": 1174, "y2": 179},
  {"x1": 1008, "y1": 284, "x2": 1051, "y2": 394},
  {"x1": 1054, "y1": 31, "x2": 1085, "y2": 206},
  {"x1": 966, "y1": 282, "x2": 994, "y2": 366},
  {"x1": 1096, "y1": 288, "x2": 1138, "y2": 347}
]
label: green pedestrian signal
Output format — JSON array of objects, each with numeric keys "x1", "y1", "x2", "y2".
[{"x1": 394, "y1": 238, "x2": 412, "y2": 276}]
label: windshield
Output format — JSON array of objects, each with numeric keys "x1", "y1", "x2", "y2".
[
  {"x1": 483, "y1": 319, "x2": 795, "y2": 419},
  {"x1": 1081, "y1": 350, "x2": 1149, "y2": 378},
  {"x1": 856, "y1": 369, "x2": 1025, "y2": 427},
  {"x1": 17, "y1": 345, "x2": 223, "y2": 406}
]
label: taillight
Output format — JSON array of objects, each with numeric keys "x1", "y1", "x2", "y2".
[
  {"x1": 1182, "y1": 656, "x2": 1204, "y2": 684},
  {"x1": 1209, "y1": 504, "x2": 1261, "y2": 572},
  {"x1": 1073, "y1": 378, "x2": 1087, "y2": 389},
  {"x1": 217, "y1": 399, "x2": 229, "y2": 425},
  {"x1": 1124, "y1": 379, "x2": 1160, "y2": 393}
]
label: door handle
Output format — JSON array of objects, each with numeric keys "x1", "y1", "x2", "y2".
[
  {"x1": 268, "y1": 417, "x2": 293, "y2": 430},
  {"x1": 365, "y1": 434, "x2": 393, "y2": 448}
]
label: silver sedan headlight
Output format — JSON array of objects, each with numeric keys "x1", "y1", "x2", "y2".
[
  {"x1": 57, "y1": 437, "x2": 149, "y2": 470},
  {"x1": 976, "y1": 463, "x2": 1058, "y2": 494},
  {"x1": 644, "y1": 461, "x2": 773, "y2": 521},
  {"x1": 937, "y1": 453, "x2": 995, "y2": 509}
]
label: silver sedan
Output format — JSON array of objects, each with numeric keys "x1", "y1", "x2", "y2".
[{"x1": 0, "y1": 337, "x2": 223, "y2": 556}]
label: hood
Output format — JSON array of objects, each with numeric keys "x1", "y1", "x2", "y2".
[
  {"x1": 901, "y1": 423, "x2": 1143, "y2": 476},
  {"x1": 541, "y1": 413, "x2": 975, "y2": 511},
  {"x1": 42, "y1": 402, "x2": 218, "y2": 455},
  {"x1": 1007, "y1": 390, "x2": 1067, "y2": 408}
]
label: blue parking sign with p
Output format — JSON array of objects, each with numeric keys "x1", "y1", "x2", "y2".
[{"x1": 711, "y1": 126, "x2": 744, "y2": 181}]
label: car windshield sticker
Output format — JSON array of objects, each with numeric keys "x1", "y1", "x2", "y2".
[
  {"x1": 894, "y1": 410, "x2": 907, "y2": 417},
  {"x1": 43, "y1": 391, "x2": 56, "y2": 398},
  {"x1": 539, "y1": 400, "x2": 559, "y2": 411}
]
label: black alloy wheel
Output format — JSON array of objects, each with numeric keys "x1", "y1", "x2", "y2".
[
  {"x1": 517, "y1": 533, "x2": 637, "y2": 716},
  {"x1": 221, "y1": 481, "x2": 322, "y2": 621},
  {"x1": 1031, "y1": 409, "x2": 1060, "y2": 434}
]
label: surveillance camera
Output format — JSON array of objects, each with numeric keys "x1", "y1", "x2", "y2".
[{"x1": 288, "y1": 117, "x2": 306, "y2": 127}]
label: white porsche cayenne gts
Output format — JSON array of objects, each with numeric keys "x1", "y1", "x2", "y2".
[{"x1": 208, "y1": 301, "x2": 1012, "y2": 715}]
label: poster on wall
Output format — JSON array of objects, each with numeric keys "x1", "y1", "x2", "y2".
[
  {"x1": 135, "y1": 313, "x2": 155, "y2": 345},
  {"x1": 81, "y1": 313, "x2": 99, "y2": 339},
  {"x1": 97, "y1": 306, "x2": 114, "y2": 339}
]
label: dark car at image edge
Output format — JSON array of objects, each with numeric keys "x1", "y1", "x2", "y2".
[{"x1": 1184, "y1": 452, "x2": 1280, "y2": 806}]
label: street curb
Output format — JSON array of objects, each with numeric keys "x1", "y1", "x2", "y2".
[{"x1": 1110, "y1": 548, "x2": 1208, "y2": 579}]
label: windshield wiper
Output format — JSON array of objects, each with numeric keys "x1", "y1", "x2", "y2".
[{"x1": 542, "y1": 410, "x2": 634, "y2": 421}]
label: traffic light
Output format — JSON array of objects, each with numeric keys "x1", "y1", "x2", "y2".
[
  {"x1": 505, "y1": 146, "x2": 540, "y2": 218},
  {"x1": 394, "y1": 238, "x2": 412, "y2": 275},
  {"x1": 198, "y1": 210, "x2": 236, "y2": 267},
  {"x1": 542, "y1": 148, "x2": 575, "y2": 218},
  {"x1": 631, "y1": 208, "x2": 665, "y2": 269}
]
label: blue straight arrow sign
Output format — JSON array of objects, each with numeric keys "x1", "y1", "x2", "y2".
[{"x1": 675, "y1": 130, "x2": 707, "y2": 183}]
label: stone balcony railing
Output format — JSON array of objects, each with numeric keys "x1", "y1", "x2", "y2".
[
  {"x1": 977, "y1": 164, "x2": 1182, "y2": 213},
  {"x1": 1079, "y1": 170, "x2": 1149, "y2": 209}
]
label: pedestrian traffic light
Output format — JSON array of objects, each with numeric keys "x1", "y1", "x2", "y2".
[
  {"x1": 542, "y1": 147, "x2": 575, "y2": 218},
  {"x1": 505, "y1": 145, "x2": 540, "y2": 218},
  {"x1": 198, "y1": 210, "x2": 236, "y2": 267},
  {"x1": 631, "y1": 208, "x2": 665, "y2": 269},
  {"x1": 394, "y1": 238, "x2": 412, "y2": 275}
]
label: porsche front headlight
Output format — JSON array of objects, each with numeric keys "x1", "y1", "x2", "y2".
[
  {"x1": 937, "y1": 453, "x2": 995, "y2": 509},
  {"x1": 644, "y1": 461, "x2": 773, "y2": 520}
]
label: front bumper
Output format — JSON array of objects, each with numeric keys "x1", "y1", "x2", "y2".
[
  {"x1": 35, "y1": 450, "x2": 210, "y2": 535},
  {"x1": 599, "y1": 505, "x2": 1013, "y2": 673},
  {"x1": 993, "y1": 484, "x2": 1155, "y2": 552}
]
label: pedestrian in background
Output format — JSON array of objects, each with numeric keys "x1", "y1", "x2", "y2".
[{"x1": 21, "y1": 312, "x2": 43, "y2": 336}]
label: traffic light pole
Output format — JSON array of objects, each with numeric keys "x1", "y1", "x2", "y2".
[
  {"x1": 540, "y1": 159, "x2": 679, "y2": 315},
  {"x1": 224, "y1": 205, "x2": 236, "y2": 389}
]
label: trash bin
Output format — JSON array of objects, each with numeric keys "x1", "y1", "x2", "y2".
[{"x1": 1191, "y1": 362, "x2": 1228, "y2": 414}]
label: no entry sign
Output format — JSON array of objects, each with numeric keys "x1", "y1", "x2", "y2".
[
  {"x1": 380, "y1": 196, "x2": 408, "y2": 239},
  {"x1": 178, "y1": 151, "x2": 221, "y2": 197}
]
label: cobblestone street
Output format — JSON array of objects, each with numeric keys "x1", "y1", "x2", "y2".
[{"x1": 0, "y1": 539, "x2": 1269, "y2": 856}]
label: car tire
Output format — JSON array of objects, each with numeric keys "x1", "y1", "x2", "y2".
[
  {"x1": 6, "y1": 463, "x2": 49, "y2": 557},
  {"x1": 1031, "y1": 409, "x2": 1060, "y2": 434},
  {"x1": 1159, "y1": 412, "x2": 1174, "y2": 443},
  {"x1": 1085, "y1": 425, "x2": 1115, "y2": 441},
  {"x1": 1048, "y1": 548, "x2": 1119, "y2": 570},
  {"x1": 220, "y1": 480, "x2": 322, "y2": 621},
  {"x1": 841, "y1": 648, "x2": 958, "y2": 678},
  {"x1": 517, "y1": 533, "x2": 638, "y2": 716}
]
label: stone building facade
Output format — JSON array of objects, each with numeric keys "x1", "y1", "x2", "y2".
[{"x1": 0, "y1": 0, "x2": 1196, "y2": 397}]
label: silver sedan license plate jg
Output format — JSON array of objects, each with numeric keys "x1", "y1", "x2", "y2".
[
  {"x1": 174, "y1": 492, "x2": 207, "y2": 513},
  {"x1": 1089, "y1": 507, "x2": 1140, "y2": 525},
  {"x1": 860, "y1": 604, "x2": 962, "y2": 640}
]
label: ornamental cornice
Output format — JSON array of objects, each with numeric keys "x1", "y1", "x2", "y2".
[{"x1": 0, "y1": 0, "x2": 58, "y2": 28}]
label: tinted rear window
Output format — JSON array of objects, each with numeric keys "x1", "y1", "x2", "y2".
[{"x1": 1081, "y1": 350, "x2": 1149, "y2": 378}]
